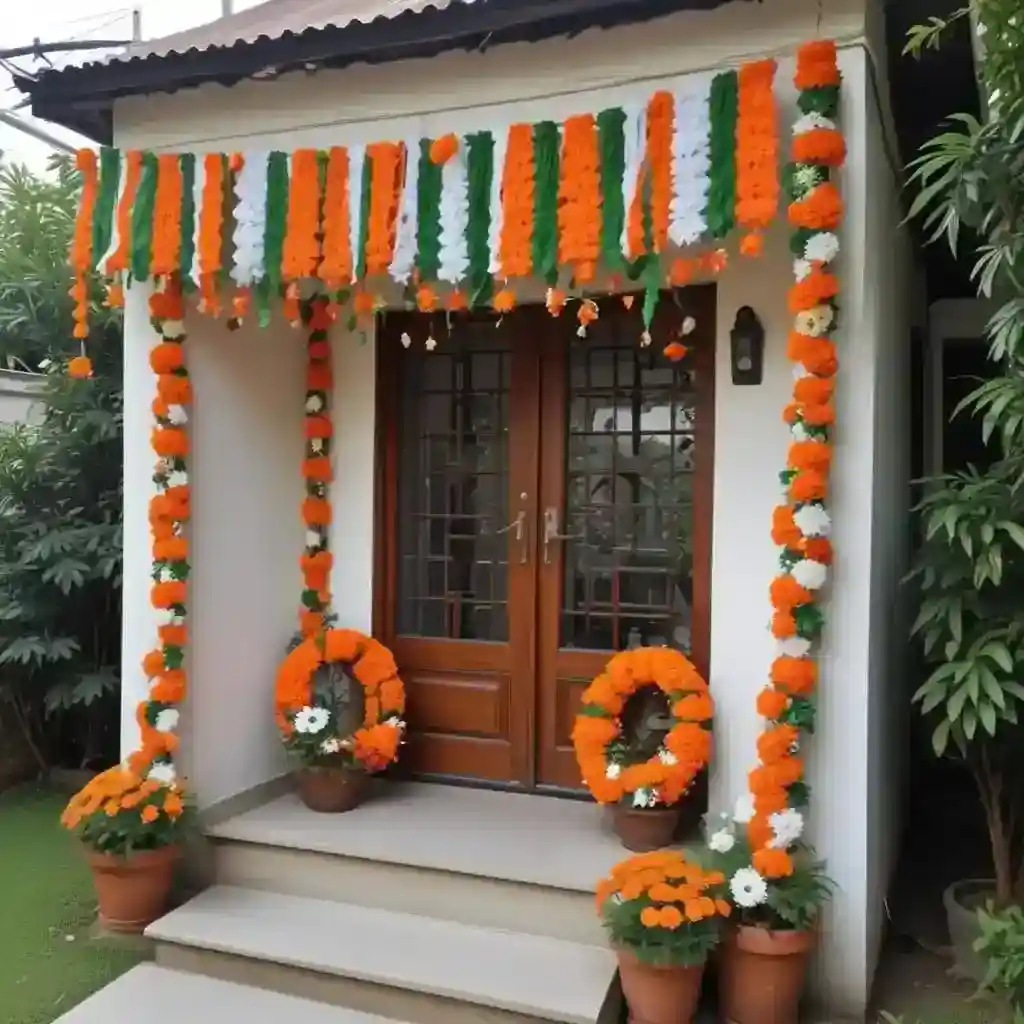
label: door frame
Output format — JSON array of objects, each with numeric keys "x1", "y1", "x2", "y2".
[{"x1": 372, "y1": 288, "x2": 716, "y2": 790}]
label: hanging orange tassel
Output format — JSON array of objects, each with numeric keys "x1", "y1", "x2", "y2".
[
  {"x1": 151, "y1": 154, "x2": 184, "y2": 278},
  {"x1": 735, "y1": 59, "x2": 779, "y2": 256},
  {"x1": 365, "y1": 142, "x2": 404, "y2": 278},
  {"x1": 282, "y1": 149, "x2": 322, "y2": 282},
  {"x1": 646, "y1": 91, "x2": 675, "y2": 253},
  {"x1": 557, "y1": 115, "x2": 601, "y2": 282},
  {"x1": 106, "y1": 150, "x2": 142, "y2": 275},
  {"x1": 499, "y1": 125, "x2": 535, "y2": 279}
]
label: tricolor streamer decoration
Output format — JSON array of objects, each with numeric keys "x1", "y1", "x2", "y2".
[
  {"x1": 70, "y1": 59, "x2": 783, "y2": 346},
  {"x1": 299, "y1": 298, "x2": 335, "y2": 637},
  {"x1": 745, "y1": 41, "x2": 844, "y2": 880},
  {"x1": 136, "y1": 275, "x2": 192, "y2": 788}
]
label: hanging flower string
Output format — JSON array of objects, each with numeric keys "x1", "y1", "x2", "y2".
[
  {"x1": 197, "y1": 154, "x2": 226, "y2": 316},
  {"x1": 499, "y1": 124, "x2": 535, "y2": 280},
  {"x1": 68, "y1": 150, "x2": 98, "y2": 377},
  {"x1": 735, "y1": 59, "x2": 779, "y2": 257},
  {"x1": 646, "y1": 91, "x2": 675, "y2": 254},
  {"x1": 150, "y1": 154, "x2": 184, "y2": 278},
  {"x1": 365, "y1": 142, "x2": 404, "y2": 278},
  {"x1": 282, "y1": 149, "x2": 322, "y2": 282},
  {"x1": 319, "y1": 147, "x2": 353, "y2": 288},
  {"x1": 745, "y1": 41, "x2": 844, "y2": 882},
  {"x1": 134, "y1": 274, "x2": 191, "y2": 787},
  {"x1": 557, "y1": 114, "x2": 602, "y2": 285},
  {"x1": 300, "y1": 297, "x2": 335, "y2": 636}
]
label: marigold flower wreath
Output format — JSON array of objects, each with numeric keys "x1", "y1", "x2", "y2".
[
  {"x1": 274, "y1": 628, "x2": 407, "y2": 772},
  {"x1": 572, "y1": 647, "x2": 714, "y2": 808}
]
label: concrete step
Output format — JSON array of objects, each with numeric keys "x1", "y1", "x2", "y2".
[
  {"x1": 207, "y1": 783, "x2": 628, "y2": 945},
  {"x1": 52, "y1": 963, "x2": 410, "y2": 1024},
  {"x1": 148, "y1": 885, "x2": 618, "y2": 1024}
]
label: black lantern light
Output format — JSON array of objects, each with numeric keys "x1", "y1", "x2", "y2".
[{"x1": 730, "y1": 306, "x2": 765, "y2": 385}]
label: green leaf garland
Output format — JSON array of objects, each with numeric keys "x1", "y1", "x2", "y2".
[
  {"x1": 465, "y1": 131, "x2": 494, "y2": 306},
  {"x1": 532, "y1": 121, "x2": 560, "y2": 286},
  {"x1": 92, "y1": 147, "x2": 120, "y2": 267},
  {"x1": 130, "y1": 152, "x2": 158, "y2": 282},
  {"x1": 416, "y1": 140, "x2": 442, "y2": 283},
  {"x1": 597, "y1": 107, "x2": 626, "y2": 274},
  {"x1": 263, "y1": 151, "x2": 289, "y2": 295},
  {"x1": 355, "y1": 154, "x2": 372, "y2": 282},
  {"x1": 706, "y1": 70, "x2": 738, "y2": 239},
  {"x1": 179, "y1": 153, "x2": 197, "y2": 285}
]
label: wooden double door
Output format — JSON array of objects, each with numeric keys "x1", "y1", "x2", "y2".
[{"x1": 375, "y1": 288, "x2": 714, "y2": 791}]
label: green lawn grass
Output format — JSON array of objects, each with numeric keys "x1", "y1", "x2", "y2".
[{"x1": 0, "y1": 783, "x2": 146, "y2": 1024}]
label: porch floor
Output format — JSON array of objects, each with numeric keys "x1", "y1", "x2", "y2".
[{"x1": 207, "y1": 779, "x2": 658, "y2": 892}]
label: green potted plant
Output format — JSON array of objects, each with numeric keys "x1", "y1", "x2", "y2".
[
  {"x1": 60, "y1": 763, "x2": 193, "y2": 932},
  {"x1": 703, "y1": 806, "x2": 832, "y2": 1024},
  {"x1": 596, "y1": 849, "x2": 729, "y2": 1024}
]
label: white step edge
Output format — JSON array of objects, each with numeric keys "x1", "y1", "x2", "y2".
[
  {"x1": 147, "y1": 885, "x2": 617, "y2": 1024},
  {"x1": 52, "y1": 963, "x2": 409, "y2": 1024}
]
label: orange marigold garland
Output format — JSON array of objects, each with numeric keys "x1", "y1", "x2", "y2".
[
  {"x1": 319, "y1": 147, "x2": 353, "y2": 287},
  {"x1": 197, "y1": 153, "x2": 226, "y2": 316},
  {"x1": 274, "y1": 628, "x2": 406, "y2": 773},
  {"x1": 557, "y1": 114, "x2": 601, "y2": 284},
  {"x1": 498, "y1": 124, "x2": 535, "y2": 279},
  {"x1": 735, "y1": 59, "x2": 779, "y2": 257},
  {"x1": 282, "y1": 148, "x2": 323, "y2": 282},
  {"x1": 745, "y1": 41, "x2": 844, "y2": 880},
  {"x1": 365, "y1": 142, "x2": 404, "y2": 278},
  {"x1": 132, "y1": 274, "x2": 191, "y2": 787},
  {"x1": 572, "y1": 647, "x2": 713, "y2": 808},
  {"x1": 300, "y1": 297, "x2": 335, "y2": 636},
  {"x1": 68, "y1": 150, "x2": 99, "y2": 375}
]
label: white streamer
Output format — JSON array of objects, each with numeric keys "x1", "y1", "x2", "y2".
[
  {"x1": 488, "y1": 126, "x2": 508, "y2": 275},
  {"x1": 97, "y1": 152, "x2": 126, "y2": 276},
  {"x1": 230, "y1": 151, "x2": 269, "y2": 287},
  {"x1": 669, "y1": 76, "x2": 713, "y2": 248},
  {"x1": 620, "y1": 102, "x2": 647, "y2": 258},
  {"x1": 348, "y1": 144, "x2": 367, "y2": 281},
  {"x1": 437, "y1": 142, "x2": 470, "y2": 284},
  {"x1": 390, "y1": 138, "x2": 420, "y2": 285}
]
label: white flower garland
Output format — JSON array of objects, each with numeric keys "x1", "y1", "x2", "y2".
[
  {"x1": 390, "y1": 137, "x2": 420, "y2": 285},
  {"x1": 348, "y1": 144, "x2": 367, "y2": 282},
  {"x1": 437, "y1": 141, "x2": 470, "y2": 284},
  {"x1": 669, "y1": 77, "x2": 712, "y2": 248},
  {"x1": 97, "y1": 151, "x2": 127, "y2": 276},
  {"x1": 230, "y1": 150, "x2": 269, "y2": 288},
  {"x1": 189, "y1": 159, "x2": 206, "y2": 288},
  {"x1": 488, "y1": 126, "x2": 509, "y2": 276},
  {"x1": 620, "y1": 102, "x2": 647, "y2": 257}
]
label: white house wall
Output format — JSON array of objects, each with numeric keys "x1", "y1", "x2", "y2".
[{"x1": 114, "y1": 2, "x2": 901, "y2": 1014}]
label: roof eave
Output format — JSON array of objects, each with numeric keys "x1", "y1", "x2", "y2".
[{"x1": 15, "y1": 0, "x2": 753, "y2": 145}]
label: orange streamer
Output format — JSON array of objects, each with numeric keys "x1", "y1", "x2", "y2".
[
  {"x1": 282, "y1": 148, "x2": 322, "y2": 281},
  {"x1": 499, "y1": 124, "x2": 535, "y2": 279},
  {"x1": 365, "y1": 142, "x2": 404, "y2": 278},
  {"x1": 150, "y1": 154, "x2": 184, "y2": 278},
  {"x1": 557, "y1": 115, "x2": 601, "y2": 283},
  {"x1": 319, "y1": 147, "x2": 353, "y2": 287}
]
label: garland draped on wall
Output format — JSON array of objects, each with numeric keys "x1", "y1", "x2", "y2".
[
  {"x1": 70, "y1": 59, "x2": 782, "y2": 355},
  {"x1": 743, "y1": 41, "x2": 845, "y2": 879}
]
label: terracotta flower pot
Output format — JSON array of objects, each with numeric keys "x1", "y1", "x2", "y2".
[
  {"x1": 614, "y1": 805, "x2": 680, "y2": 852},
  {"x1": 718, "y1": 925, "x2": 815, "y2": 1024},
  {"x1": 87, "y1": 845, "x2": 179, "y2": 933},
  {"x1": 617, "y1": 947, "x2": 705, "y2": 1024},
  {"x1": 296, "y1": 765, "x2": 368, "y2": 813}
]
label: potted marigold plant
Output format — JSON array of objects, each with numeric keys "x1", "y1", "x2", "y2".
[
  {"x1": 275, "y1": 627, "x2": 406, "y2": 813},
  {"x1": 60, "y1": 764, "x2": 192, "y2": 933},
  {"x1": 596, "y1": 849, "x2": 730, "y2": 1024},
  {"x1": 704, "y1": 805, "x2": 833, "y2": 1024}
]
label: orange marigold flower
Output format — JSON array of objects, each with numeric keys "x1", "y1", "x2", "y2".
[
  {"x1": 159, "y1": 624, "x2": 187, "y2": 647},
  {"x1": 164, "y1": 792, "x2": 184, "y2": 818},
  {"x1": 756, "y1": 687, "x2": 790, "y2": 720},
  {"x1": 151, "y1": 580, "x2": 186, "y2": 609},
  {"x1": 151, "y1": 670, "x2": 186, "y2": 703},
  {"x1": 493, "y1": 289, "x2": 516, "y2": 313},
  {"x1": 673, "y1": 693, "x2": 714, "y2": 722},
  {"x1": 152, "y1": 428, "x2": 189, "y2": 458},
  {"x1": 153, "y1": 536, "x2": 188, "y2": 563},
  {"x1": 307, "y1": 363, "x2": 333, "y2": 391},
  {"x1": 795, "y1": 40, "x2": 841, "y2": 89},
  {"x1": 788, "y1": 183, "x2": 843, "y2": 232},
  {"x1": 771, "y1": 611, "x2": 797, "y2": 641},
  {"x1": 157, "y1": 374, "x2": 193, "y2": 405},
  {"x1": 788, "y1": 333, "x2": 838, "y2": 377},
  {"x1": 308, "y1": 340, "x2": 330, "y2": 360},
  {"x1": 753, "y1": 847, "x2": 795, "y2": 879},
  {"x1": 141, "y1": 804, "x2": 160, "y2": 824},
  {"x1": 789, "y1": 469, "x2": 828, "y2": 503},
  {"x1": 429, "y1": 133, "x2": 459, "y2": 165},
  {"x1": 416, "y1": 285, "x2": 438, "y2": 312},
  {"x1": 142, "y1": 650, "x2": 165, "y2": 678},
  {"x1": 304, "y1": 416, "x2": 333, "y2": 439},
  {"x1": 353, "y1": 291, "x2": 376, "y2": 315},
  {"x1": 640, "y1": 906, "x2": 661, "y2": 928},
  {"x1": 669, "y1": 257, "x2": 697, "y2": 285},
  {"x1": 793, "y1": 375, "x2": 834, "y2": 405},
  {"x1": 788, "y1": 268, "x2": 839, "y2": 313},
  {"x1": 793, "y1": 128, "x2": 847, "y2": 167},
  {"x1": 68, "y1": 355, "x2": 93, "y2": 379},
  {"x1": 447, "y1": 290, "x2": 469, "y2": 311},
  {"x1": 771, "y1": 506, "x2": 802, "y2": 547},
  {"x1": 801, "y1": 403, "x2": 835, "y2": 427},
  {"x1": 770, "y1": 576, "x2": 812, "y2": 610},
  {"x1": 302, "y1": 457, "x2": 333, "y2": 481},
  {"x1": 803, "y1": 537, "x2": 833, "y2": 564},
  {"x1": 757, "y1": 724, "x2": 799, "y2": 765},
  {"x1": 771, "y1": 656, "x2": 818, "y2": 695},
  {"x1": 150, "y1": 343, "x2": 184, "y2": 374},
  {"x1": 302, "y1": 497, "x2": 332, "y2": 526},
  {"x1": 788, "y1": 440, "x2": 832, "y2": 473},
  {"x1": 663, "y1": 342, "x2": 688, "y2": 362},
  {"x1": 740, "y1": 232, "x2": 765, "y2": 257}
]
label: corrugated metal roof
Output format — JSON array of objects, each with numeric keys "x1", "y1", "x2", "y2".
[{"x1": 116, "y1": 0, "x2": 458, "y2": 65}]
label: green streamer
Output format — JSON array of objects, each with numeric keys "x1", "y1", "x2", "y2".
[
  {"x1": 92, "y1": 147, "x2": 120, "y2": 268},
  {"x1": 532, "y1": 121, "x2": 560, "y2": 286},
  {"x1": 356, "y1": 152, "x2": 372, "y2": 281},
  {"x1": 597, "y1": 108, "x2": 626, "y2": 274},
  {"x1": 416, "y1": 140, "x2": 442, "y2": 283},
  {"x1": 263, "y1": 152, "x2": 289, "y2": 294},
  {"x1": 466, "y1": 131, "x2": 494, "y2": 306},
  {"x1": 706, "y1": 70, "x2": 738, "y2": 239},
  {"x1": 130, "y1": 152, "x2": 158, "y2": 282},
  {"x1": 179, "y1": 153, "x2": 196, "y2": 286}
]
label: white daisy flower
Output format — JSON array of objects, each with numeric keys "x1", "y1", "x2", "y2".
[
  {"x1": 148, "y1": 762, "x2": 177, "y2": 786},
  {"x1": 606, "y1": 762, "x2": 622, "y2": 780},
  {"x1": 730, "y1": 867, "x2": 769, "y2": 908},
  {"x1": 632, "y1": 787, "x2": 658, "y2": 809},
  {"x1": 681, "y1": 316, "x2": 697, "y2": 336},
  {"x1": 793, "y1": 305, "x2": 834, "y2": 338},
  {"x1": 305, "y1": 394, "x2": 324, "y2": 413},
  {"x1": 777, "y1": 636, "x2": 812, "y2": 660},
  {"x1": 793, "y1": 259, "x2": 812, "y2": 281},
  {"x1": 161, "y1": 320, "x2": 186, "y2": 340},
  {"x1": 790, "y1": 422, "x2": 811, "y2": 443},
  {"x1": 804, "y1": 232, "x2": 840, "y2": 265},
  {"x1": 791, "y1": 559, "x2": 828, "y2": 590},
  {"x1": 154, "y1": 709, "x2": 180, "y2": 733},
  {"x1": 311, "y1": 438, "x2": 324, "y2": 454},
  {"x1": 294, "y1": 705, "x2": 330, "y2": 735},
  {"x1": 708, "y1": 828, "x2": 736, "y2": 854},
  {"x1": 793, "y1": 112, "x2": 836, "y2": 135},
  {"x1": 792, "y1": 166, "x2": 822, "y2": 196},
  {"x1": 320, "y1": 737, "x2": 342, "y2": 755},
  {"x1": 768, "y1": 808, "x2": 805, "y2": 849},
  {"x1": 657, "y1": 748, "x2": 679, "y2": 766},
  {"x1": 166, "y1": 470, "x2": 188, "y2": 489},
  {"x1": 166, "y1": 405, "x2": 188, "y2": 426},
  {"x1": 793, "y1": 504, "x2": 832, "y2": 538},
  {"x1": 305, "y1": 529, "x2": 322, "y2": 549},
  {"x1": 733, "y1": 793, "x2": 756, "y2": 824}
]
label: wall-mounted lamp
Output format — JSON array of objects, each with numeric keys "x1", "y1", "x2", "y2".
[{"x1": 730, "y1": 306, "x2": 765, "y2": 386}]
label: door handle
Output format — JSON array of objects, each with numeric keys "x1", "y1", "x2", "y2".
[
  {"x1": 543, "y1": 506, "x2": 582, "y2": 565},
  {"x1": 496, "y1": 510, "x2": 528, "y2": 564}
]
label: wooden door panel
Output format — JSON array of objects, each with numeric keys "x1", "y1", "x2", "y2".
[
  {"x1": 535, "y1": 289, "x2": 717, "y2": 790},
  {"x1": 376, "y1": 311, "x2": 541, "y2": 786}
]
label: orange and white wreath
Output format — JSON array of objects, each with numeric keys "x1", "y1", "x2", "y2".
[
  {"x1": 274, "y1": 629, "x2": 406, "y2": 772},
  {"x1": 572, "y1": 647, "x2": 713, "y2": 808}
]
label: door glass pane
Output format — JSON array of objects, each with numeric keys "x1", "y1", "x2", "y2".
[
  {"x1": 561, "y1": 324, "x2": 697, "y2": 654},
  {"x1": 396, "y1": 324, "x2": 511, "y2": 641}
]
